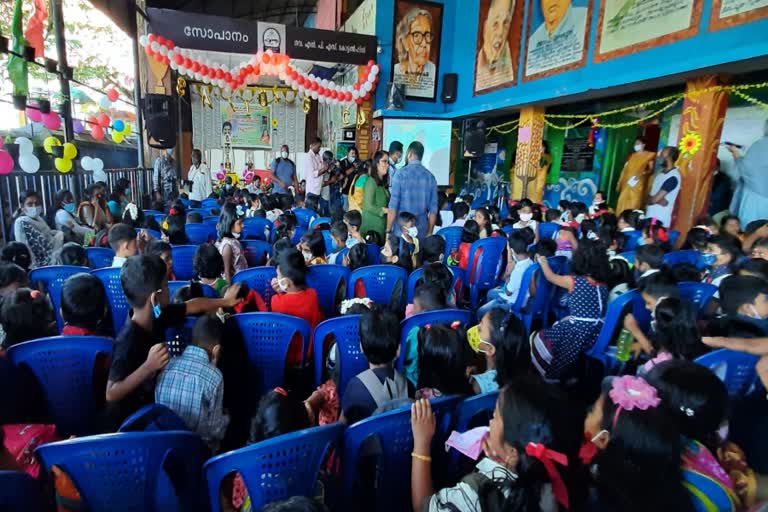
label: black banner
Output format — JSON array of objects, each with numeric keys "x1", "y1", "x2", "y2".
[
  {"x1": 146, "y1": 8, "x2": 377, "y2": 65},
  {"x1": 561, "y1": 138, "x2": 595, "y2": 172}
]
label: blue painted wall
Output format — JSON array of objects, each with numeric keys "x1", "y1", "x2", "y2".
[{"x1": 374, "y1": 0, "x2": 768, "y2": 118}]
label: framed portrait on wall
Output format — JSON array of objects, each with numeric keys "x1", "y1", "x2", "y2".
[
  {"x1": 391, "y1": 0, "x2": 443, "y2": 101},
  {"x1": 594, "y1": 0, "x2": 702, "y2": 62},
  {"x1": 523, "y1": 0, "x2": 593, "y2": 81},
  {"x1": 221, "y1": 99, "x2": 273, "y2": 149},
  {"x1": 709, "y1": 0, "x2": 768, "y2": 30},
  {"x1": 474, "y1": 0, "x2": 525, "y2": 95}
]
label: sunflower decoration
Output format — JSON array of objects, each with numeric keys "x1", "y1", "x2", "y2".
[
  {"x1": 679, "y1": 132, "x2": 702, "y2": 157},
  {"x1": 272, "y1": 118, "x2": 279, "y2": 129}
]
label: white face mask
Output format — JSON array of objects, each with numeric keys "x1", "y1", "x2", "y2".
[
  {"x1": 277, "y1": 277, "x2": 289, "y2": 292},
  {"x1": 519, "y1": 212, "x2": 533, "y2": 222},
  {"x1": 24, "y1": 206, "x2": 40, "y2": 218},
  {"x1": 348, "y1": 156, "x2": 356, "y2": 163},
  {"x1": 407, "y1": 226, "x2": 418, "y2": 238},
  {"x1": 634, "y1": 143, "x2": 644, "y2": 152},
  {"x1": 476, "y1": 340, "x2": 492, "y2": 355},
  {"x1": 280, "y1": 151, "x2": 288, "y2": 159},
  {"x1": 232, "y1": 231, "x2": 241, "y2": 239},
  {"x1": 302, "y1": 250, "x2": 313, "y2": 262}
]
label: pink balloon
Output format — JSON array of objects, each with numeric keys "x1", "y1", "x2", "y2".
[
  {"x1": 0, "y1": 150, "x2": 12, "y2": 174},
  {"x1": 26, "y1": 107, "x2": 43, "y2": 123},
  {"x1": 42, "y1": 113, "x2": 61, "y2": 130},
  {"x1": 215, "y1": 170, "x2": 226, "y2": 180},
  {"x1": 107, "y1": 88, "x2": 119, "y2": 102}
]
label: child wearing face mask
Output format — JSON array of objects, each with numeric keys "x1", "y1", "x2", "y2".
[
  {"x1": 467, "y1": 308, "x2": 530, "y2": 394},
  {"x1": 622, "y1": 272, "x2": 680, "y2": 356},
  {"x1": 705, "y1": 275, "x2": 768, "y2": 340},
  {"x1": 589, "y1": 191, "x2": 610, "y2": 218},
  {"x1": 216, "y1": 203, "x2": 247, "y2": 281},
  {"x1": 270, "y1": 248, "x2": 324, "y2": 366},
  {"x1": 298, "y1": 229, "x2": 327, "y2": 265},
  {"x1": 704, "y1": 234, "x2": 743, "y2": 287},
  {"x1": 13, "y1": 190, "x2": 64, "y2": 268},
  {"x1": 398, "y1": 211, "x2": 421, "y2": 268},
  {"x1": 477, "y1": 229, "x2": 535, "y2": 318},
  {"x1": 512, "y1": 199, "x2": 538, "y2": 239}
]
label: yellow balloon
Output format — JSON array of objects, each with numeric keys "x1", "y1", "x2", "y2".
[
  {"x1": 44, "y1": 136, "x2": 61, "y2": 154},
  {"x1": 62, "y1": 142, "x2": 77, "y2": 160},
  {"x1": 111, "y1": 131, "x2": 124, "y2": 143},
  {"x1": 122, "y1": 123, "x2": 132, "y2": 136},
  {"x1": 55, "y1": 157, "x2": 72, "y2": 173}
]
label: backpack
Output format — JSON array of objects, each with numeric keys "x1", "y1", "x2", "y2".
[
  {"x1": 356, "y1": 369, "x2": 409, "y2": 414},
  {"x1": 2, "y1": 423, "x2": 60, "y2": 478}
]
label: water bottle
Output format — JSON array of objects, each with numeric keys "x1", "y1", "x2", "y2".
[{"x1": 615, "y1": 328, "x2": 634, "y2": 362}]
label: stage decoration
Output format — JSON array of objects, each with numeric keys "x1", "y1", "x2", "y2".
[
  {"x1": 303, "y1": 95, "x2": 311, "y2": 114},
  {"x1": 62, "y1": 142, "x2": 77, "y2": 160},
  {"x1": 106, "y1": 88, "x2": 119, "y2": 102},
  {"x1": 139, "y1": 33, "x2": 380, "y2": 106},
  {"x1": 0, "y1": 141, "x2": 14, "y2": 175},
  {"x1": 43, "y1": 136, "x2": 62, "y2": 154},
  {"x1": 26, "y1": 103, "x2": 43, "y2": 123},
  {"x1": 42, "y1": 112, "x2": 61, "y2": 130},
  {"x1": 54, "y1": 157, "x2": 72, "y2": 173},
  {"x1": 15, "y1": 137, "x2": 39, "y2": 174},
  {"x1": 73, "y1": 119, "x2": 85, "y2": 134},
  {"x1": 272, "y1": 118, "x2": 278, "y2": 129},
  {"x1": 176, "y1": 76, "x2": 187, "y2": 97},
  {"x1": 679, "y1": 132, "x2": 702, "y2": 157}
]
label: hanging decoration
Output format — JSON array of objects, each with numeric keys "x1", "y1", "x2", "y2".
[
  {"x1": 176, "y1": 76, "x2": 187, "y2": 97},
  {"x1": 0, "y1": 141, "x2": 14, "y2": 175},
  {"x1": 303, "y1": 95, "x2": 311, "y2": 114},
  {"x1": 72, "y1": 119, "x2": 85, "y2": 134},
  {"x1": 24, "y1": 0, "x2": 48, "y2": 58},
  {"x1": 26, "y1": 102, "x2": 43, "y2": 123},
  {"x1": 139, "y1": 33, "x2": 380, "y2": 107},
  {"x1": 43, "y1": 136, "x2": 61, "y2": 154},
  {"x1": 42, "y1": 112, "x2": 62, "y2": 131},
  {"x1": 7, "y1": 0, "x2": 29, "y2": 100},
  {"x1": 106, "y1": 88, "x2": 120, "y2": 102},
  {"x1": 679, "y1": 132, "x2": 702, "y2": 157},
  {"x1": 15, "y1": 137, "x2": 39, "y2": 174}
]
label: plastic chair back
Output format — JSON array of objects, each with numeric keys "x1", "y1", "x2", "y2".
[
  {"x1": 538, "y1": 222, "x2": 560, "y2": 240},
  {"x1": 321, "y1": 230, "x2": 334, "y2": 256},
  {"x1": 677, "y1": 281, "x2": 718, "y2": 312},
  {"x1": 92, "y1": 267, "x2": 130, "y2": 334},
  {"x1": 201, "y1": 198, "x2": 219, "y2": 209},
  {"x1": 439, "y1": 226, "x2": 463, "y2": 261},
  {"x1": 664, "y1": 250, "x2": 707, "y2": 270},
  {"x1": 501, "y1": 225, "x2": 516, "y2": 236},
  {"x1": 168, "y1": 281, "x2": 217, "y2": 299},
  {"x1": 233, "y1": 313, "x2": 312, "y2": 394},
  {"x1": 36, "y1": 431, "x2": 210, "y2": 512},
  {"x1": 398, "y1": 309, "x2": 473, "y2": 368},
  {"x1": 202, "y1": 216, "x2": 219, "y2": 226},
  {"x1": 137, "y1": 227, "x2": 162, "y2": 239},
  {"x1": 187, "y1": 208, "x2": 208, "y2": 217},
  {"x1": 243, "y1": 217, "x2": 273, "y2": 241},
  {"x1": 171, "y1": 245, "x2": 197, "y2": 280},
  {"x1": 185, "y1": 223, "x2": 217, "y2": 245},
  {"x1": 119, "y1": 403, "x2": 190, "y2": 433},
  {"x1": 342, "y1": 395, "x2": 462, "y2": 511},
  {"x1": 85, "y1": 247, "x2": 115, "y2": 269},
  {"x1": 309, "y1": 216, "x2": 332, "y2": 230},
  {"x1": 405, "y1": 266, "x2": 464, "y2": 303},
  {"x1": 143, "y1": 209, "x2": 164, "y2": 217},
  {"x1": 313, "y1": 315, "x2": 366, "y2": 397},
  {"x1": 623, "y1": 230, "x2": 643, "y2": 251},
  {"x1": 164, "y1": 316, "x2": 199, "y2": 356},
  {"x1": 586, "y1": 290, "x2": 640, "y2": 366},
  {"x1": 232, "y1": 266, "x2": 277, "y2": 309},
  {"x1": 695, "y1": 349, "x2": 759, "y2": 397},
  {"x1": 347, "y1": 265, "x2": 407, "y2": 310},
  {"x1": 0, "y1": 471, "x2": 45, "y2": 512},
  {"x1": 205, "y1": 423, "x2": 345, "y2": 512},
  {"x1": 7, "y1": 336, "x2": 112, "y2": 436},
  {"x1": 669, "y1": 229, "x2": 681, "y2": 247},
  {"x1": 618, "y1": 251, "x2": 635, "y2": 264},
  {"x1": 467, "y1": 237, "x2": 507, "y2": 306},
  {"x1": 366, "y1": 243, "x2": 381, "y2": 265},
  {"x1": 292, "y1": 225, "x2": 307, "y2": 245},
  {"x1": 241, "y1": 239, "x2": 272, "y2": 267},
  {"x1": 29, "y1": 265, "x2": 90, "y2": 332},
  {"x1": 449, "y1": 391, "x2": 499, "y2": 481},
  {"x1": 307, "y1": 264, "x2": 350, "y2": 318},
  {"x1": 509, "y1": 262, "x2": 543, "y2": 330},
  {"x1": 292, "y1": 208, "x2": 317, "y2": 228}
]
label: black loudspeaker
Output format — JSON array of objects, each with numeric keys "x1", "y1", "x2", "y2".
[
  {"x1": 441, "y1": 73, "x2": 458, "y2": 103},
  {"x1": 385, "y1": 82, "x2": 405, "y2": 110},
  {"x1": 143, "y1": 94, "x2": 176, "y2": 149},
  {"x1": 462, "y1": 119, "x2": 486, "y2": 159}
]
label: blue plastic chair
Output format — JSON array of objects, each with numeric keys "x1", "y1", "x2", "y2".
[
  {"x1": 243, "y1": 216, "x2": 273, "y2": 241},
  {"x1": 618, "y1": 251, "x2": 635, "y2": 264},
  {"x1": 406, "y1": 267, "x2": 426, "y2": 303},
  {"x1": 7, "y1": 336, "x2": 112, "y2": 436},
  {"x1": 342, "y1": 395, "x2": 462, "y2": 511},
  {"x1": 366, "y1": 243, "x2": 381, "y2": 265},
  {"x1": 233, "y1": 313, "x2": 312, "y2": 394},
  {"x1": 241, "y1": 239, "x2": 273, "y2": 267},
  {"x1": 137, "y1": 227, "x2": 162, "y2": 239},
  {"x1": 36, "y1": 431, "x2": 210, "y2": 512},
  {"x1": 313, "y1": 315, "x2": 366, "y2": 398},
  {"x1": 232, "y1": 266, "x2": 277, "y2": 309},
  {"x1": 664, "y1": 250, "x2": 707, "y2": 270},
  {"x1": 309, "y1": 216, "x2": 332, "y2": 230},
  {"x1": 187, "y1": 208, "x2": 208, "y2": 217},
  {"x1": 185, "y1": 223, "x2": 217, "y2": 245},
  {"x1": 466, "y1": 237, "x2": 507, "y2": 307},
  {"x1": 347, "y1": 265, "x2": 407, "y2": 310},
  {"x1": 695, "y1": 349, "x2": 760, "y2": 397},
  {"x1": 143, "y1": 209, "x2": 164, "y2": 217},
  {"x1": 171, "y1": 245, "x2": 197, "y2": 280},
  {"x1": 292, "y1": 225, "x2": 307, "y2": 245},
  {"x1": 669, "y1": 229, "x2": 681, "y2": 247},
  {"x1": 292, "y1": 208, "x2": 317, "y2": 228},
  {"x1": 29, "y1": 265, "x2": 90, "y2": 332},
  {"x1": 586, "y1": 290, "x2": 642, "y2": 367},
  {"x1": 321, "y1": 230, "x2": 334, "y2": 255},
  {"x1": 398, "y1": 309, "x2": 474, "y2": 368},
  {"x1": 164, "y1": 316, "x2": 199, "y2": 356},
  {"x1": 168, "y1": 281, "x2": 218, "y2": 299},
  {"x1": 538, "y1": 221, "x2": 560, "y2": 240},
  {"x1": 439, "y1": 226, "x2": 463, "y2": 261},
  {"x1": 0, "y1": 471, "x2": 45, "y2": 512},
  {"x1": 205, "y1": 423, "x2": 345, "y2": 511},
  {"x1": 92, "y1": 267, "x2": 129, "y2": 334},
  {"x1": 677, "y1": 281, "x2": 718, "y2": 312},
  {"x1": 85, "y1": 247, "x2": 115, "y2": 269},
  {"x1": 623, "y1": 230, "x2": 643, "y2": 251},
  {"x1": 509, "y1": 263, "x2": 545, "y2": 331},
  {"x1": 449, "y1": 391, "x2": 500, "y2": 481},
  {"x1": 202, "y1": 215, "x2": 219, "y2": 226},
  {"x1": 118, "y1": 403, "x2": 190, "y2": 433},
  {"x1": 501, "y1": 225, "x2": 516, "y2": 236},
  {"x1": 307, "y1": 264, "x2": 350, "y2": 318},
  {"x1": 201, "y1": 198, "x2": 219, "y2": 210}
]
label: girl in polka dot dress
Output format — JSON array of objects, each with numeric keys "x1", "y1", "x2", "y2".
[{"x1": 531, "y1": 239, "x2": 610, "y2": 380}]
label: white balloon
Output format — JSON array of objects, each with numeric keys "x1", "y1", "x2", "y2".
[
  {"x1": 15, "y1": 137, "x2": 33, "y2": 154},
  {"x1": 150, "y1": 41, "x2": 159, "y2": 52},
  {"x1": 363, "y1": 82, "x2": 372, "y2": 92},
  {"x1": 352, "y1": 90, "x2": 360, "y2": 99},
  {"x1": 311, "y1": 91, "x2": 318, "y2": 100},
  {"x1": 170, "y1": 62, "x2": 178, "y2": 71},
  {"x1": 139, "y1": 35, "x2": 148, "y2": 47},
  {"x1": 19, "y1": 154, "x2": 40, "y2": 173},
  {"x1": 291, "y1": 82, "x2": 298, "y2": 91},
  {"x1": 368, "y1": 71, "x2": 376, "y2": 82},
  {"x1": 100, "y1": 96, "x2": 113, "y2": 110},
  {"x1": 371, "y1": 64, "x2": 380, "y2": 75},
  {"x1": 81, "y1": 156, "x2": 93, "y2": 170},
  {"x1": 92, "y1": 158, "x2": 104, "y2": 172},
  {"x1": 308, "y1": 74, "x2": 315, "y2": 81},
  {"x1": 93, "y1": 169, "x2": 108, "y2": 183}
]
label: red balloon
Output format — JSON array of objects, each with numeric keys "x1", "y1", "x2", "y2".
[
  {"x1": 107, "y1": 88, "x2": 119, "y2": 102},
  {"x1": 297, "y1": 76, "x2": 305, "y2": 86},
  {"x1": 202, "y1": 65, "x2": 210, "y2": 75},
  {"x1": 87, "y1": 115, "x2": 98, "y2": 126},
  {"x1": 344, "y1": 92, "x2": 352, "y2": 101},
  {"x1": 183, "y1": 57, "x2": 192, "y2": 68},
  {"x1": 356, "y1": 98, "x2": 363, "y2": 105},
  {"x1": 215, "y1": 69, "x2": 224, "y2": 79},
  {"x1": 148, "y1": 34, "x2": 156, "y2": 43},
  {"x1": 353, "y1": 83, "x2": 360, "y2": 90},
  {"x1": 174, "y1": 53, "x2": 184, "y2": 65},
  {"x1": 156, "y1": 35, "x2": 166, "y2": 45},
  {"x1": 192, "y1": 62, "x2": 201, "y2": 73},
  {"x1": 262, "y1": 53, "x2": 271, "y2": 64},
  {"x1": 97, "y1": 113, "x2": 110, "y2": 128},
  {"x1": 167, "y1": 40, "x2": 175, "y2": 50},
  {"x1": 91, "y1": 125, "x2": 104, "y2": 140},
  {"x1": 253, "y1": 65, "x2": 260, "y2": 75}
]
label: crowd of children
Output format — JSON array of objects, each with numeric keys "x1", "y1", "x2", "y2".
[{"x1": 1, "y1": 179, "x2": 768, "y2": 512}]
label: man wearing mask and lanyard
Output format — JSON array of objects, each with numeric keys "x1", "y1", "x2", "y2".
[
  {"x1": 270, "y1": 145, "x2": 298, "y2": 195},
  {"x1": 339, "y1": 146, "x2": 361, "y2": 211},
  {"x1": 388, "y1": 140, "x2": 404, "y2": 188},
  {"x1": 187, "y1": 149, "x2": 211, "y2": 208}
]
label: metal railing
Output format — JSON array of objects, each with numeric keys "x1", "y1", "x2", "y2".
[{"x1": 0, "y1": 167, "x2": 154, "y2": 244}]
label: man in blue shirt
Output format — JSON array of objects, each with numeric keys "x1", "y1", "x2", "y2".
[
  {"x1": 388, "y1": 140, "x2": 404, "y2": 187},
  {"x1": 270, "y1": 144, "x2": 297, "y2": 194},
  {"x1": 386, "y1": 141, "x2": 438, "y2": 240}
]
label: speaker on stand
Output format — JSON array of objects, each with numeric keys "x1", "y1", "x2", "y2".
[{"x1": 143, "y1": 94, "x2": 177, "y2": 149}]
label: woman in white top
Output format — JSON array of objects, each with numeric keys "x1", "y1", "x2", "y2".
[
  {"x1": 188, "y1": 149, "x2": 212, "y2": 207},
  {"x1": 14, "y1": 190, "x2": 64, "y2": 269},
  {"x1": 54, "y1": 189, "x2": 94, "y2": 244}
]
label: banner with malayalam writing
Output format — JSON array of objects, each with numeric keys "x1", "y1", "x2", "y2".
[
  {"x1": 709, "y1": 0, "x2": 768, "y2": 30},
  {"x1": 594, "y1": 0, "x2": 702, "y2": 62}
]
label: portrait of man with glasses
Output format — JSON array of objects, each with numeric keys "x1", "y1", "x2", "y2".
[{"x1": 393, "y1": 2, "x2": 443, "y2": 100}]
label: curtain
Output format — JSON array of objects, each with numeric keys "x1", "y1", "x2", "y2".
[{"x1": 600, "y1": 125, "x2": 639, "y2": 207}]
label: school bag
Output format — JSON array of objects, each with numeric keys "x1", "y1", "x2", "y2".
[
  {"x1": 356, "y1": 368, "x2": 409, "y2": 414},
  {"x1": 2, "y1": 423, "x2": 60, "y2": 478}
]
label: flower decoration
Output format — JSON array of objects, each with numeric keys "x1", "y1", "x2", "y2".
[
  {"x1": 679, "y1": 132, "x2": 702, "y2": 156},
  {"x1": 235, "y1": 204, "x2": 245, "y2": 217},
  {"x1": 340, "y1": 297, "x2": 373, "y2": 315},
  {"x1": 272, "y1": 118, "x2": 278, "y2": 128},
  {"x1": 609, "y1": 375, "x2": 661, "y2": 412}
]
